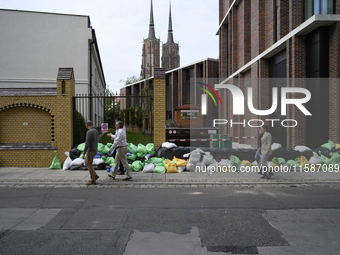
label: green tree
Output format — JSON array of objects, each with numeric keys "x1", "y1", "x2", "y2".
[{"x1": 120, "y1": 75, "x2": 141, "y2": 86}]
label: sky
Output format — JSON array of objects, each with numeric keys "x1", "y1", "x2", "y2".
[{"x1": 1, "y1": 0, "x2": 219, "y2": 92}]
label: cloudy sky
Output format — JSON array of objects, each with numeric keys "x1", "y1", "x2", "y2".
[{"x1": 1, "y1": 0, "x2": 219, "y2": 92}]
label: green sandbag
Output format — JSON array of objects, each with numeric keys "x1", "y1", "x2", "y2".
[
  {"x1": 127, "y1": 153, "x2": 137, "y2": 161},
  {"x1": 272, "y1": 157, "x2": 286, "y2": 165},
  {"x1": 132, "y1": 160, "x2": 145, "y2": 171},
  {"x1": 77, "y1": 143, "x2": 85, "y2": 152},
  {"x1": 129, "y1": 164, "x2": 135, "y2": 171},
  {"x1": 230, "y1": 155, "x2": 241, "y2": 167},
  {"x1": 318, "y1": 151, "x2": 334, "y2": 165},
  {"x1": 137, "y1": 152, "x2": 147, "y2": 158},
  {"x1": 49, "y1": 150, "x2": 62, "y2": 169},
  {"x1": 102, "y1": 156, "x2": 115, "y2": 167},
  {"x1": 330, "y1": 152, "x2": 340, "y2": 163},
  {"x1": 137, "y1": 144, "x2": 147, "y2": 154},
  {"x1": 286, "y1": 160, "x2": 300, "y2": 167},
  {"x1": 146, "y1": 157, "x2": 165, "y2": 164},
  {"x1": 98, "y1": 143, "x2": 105, "y2": 152},
  {"x1": 146, "y1": 143, "x2": 155, "y2": 154},
  {"x1": 154, "y1": 164, "x2": 166, "y2": 174},
  {"x1": 102, "y1": 146, "x2": 110, "y2": 155},
  {"x1": 79, "y1": 152, "x2": 86, "y2": 159},
  {"x1": 320, "y1": 140, "x2": 335, "y2": 150},
  {"x1": 106, "y1": 143, "x2": 113, "y2": 148},
  {"x1": 128, "y1": 143, "x2": 138, "y2": 154}
]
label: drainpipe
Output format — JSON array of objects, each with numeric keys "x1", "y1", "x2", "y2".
[{"x1": 89, "y1": 32, "x2": 95, "y2": 121}]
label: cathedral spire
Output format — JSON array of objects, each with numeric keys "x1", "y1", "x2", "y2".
[
  {"x1": 167, "y1": 2, "x2": 174, "y2": 43},
  {"x1": 148, "y1": 0, "x2": 156, "y2": 39}
]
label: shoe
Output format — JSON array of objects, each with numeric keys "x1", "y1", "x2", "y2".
[
  {"x1": 95, "y1": 175, "x2": 99, "y2": 180},
  {"x1": 108, "y1": 174, "x2": 115, "y2": 180},
  {"x1": 85, "y1": 180, "x2": 96, "y2": 185},
  {"x1": 122, "y1": 177, "x2": 132, "y2": 181}
]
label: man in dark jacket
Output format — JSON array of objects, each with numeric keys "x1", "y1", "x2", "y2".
[{"x1": 83, "y1": 120, "x2": 99, "y2": 185}]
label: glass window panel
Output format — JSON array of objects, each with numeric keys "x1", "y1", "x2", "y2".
[
  {"x1": 305, "y1": 0, "x2": 313, "y2": 20},
  {"x1": 314, "y1": 0, "x2": 320, "y2": 14}
]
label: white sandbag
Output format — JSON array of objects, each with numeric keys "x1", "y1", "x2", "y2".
[
  {"x1": 207, "y1": 163, "x2": 219, "y2": 173},
  {"x1": 177, "y1": 166, "x2": 186, "y2": 173},
  {"x1": 63, "y1": 152, "x2": 73, "y2": 171},
  {"x1": 252, "y1": 160, "x2": 258, "y2": 166},
  {"x1": 186, "y1": 162, "x2": 196, "y2": 172},
  {"x1": 236, "y1": 163, "x2": 244, "y2": 172},
  {"x1": 162, "y1": 142, "x2": 177, "y2": 149},
  {"x1": 93, "y1": 158, "x2": 104, "y2": 165},
  {"x1": 188, "y1": 151, "x2": 201, "y2": 164},
  {"x1": 271, "y1": 143, "x2": 282, "y2": 151},
  {"x1": 218, "y1": 159, "x2": 231, "y2": 167},
  {"x1": 309, "y1": 152, "x2": 323, "y2": 164},
  {"x1": 142, "y1": 163, "x2": 155, "y2": 173},
  {"x1": 183, "y1": 153, "x2": 190, "y2": 158},
  {"x1": 195, "y1": 162, "x2": 206, "y2": 172},
  {"x1": 202, "y1": 154, "x2": 216, "y2": 166},
  {"x1": 192, "y1": 148, "x2": 205, "y2": 154},
  {"x1": 71, "y1": 158, "x2": 85, "y2": 166},
  {"x1": 294, "y1": 146, "x2": 312, "y2": 152}
]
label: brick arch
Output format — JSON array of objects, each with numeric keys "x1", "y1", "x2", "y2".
[{"x1": 0, "y1": 99, "x2": 55, "y2": 115}]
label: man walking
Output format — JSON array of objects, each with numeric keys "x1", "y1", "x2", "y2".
[
  {"x1": 108, "y1": 121, "x2": 132, "y2": 181},
  {"x1": 83, "y1": 120, "x2": 99, "y2": 185}
]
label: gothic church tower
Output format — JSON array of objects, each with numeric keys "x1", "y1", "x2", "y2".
[
  {"x1": 141, "y1": 0, "x2": 160, "y2": 79},
  {"x1": 162, "y1": 3, "x2": 180, "y2": 70}
]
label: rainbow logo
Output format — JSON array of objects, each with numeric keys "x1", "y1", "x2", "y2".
[{"x1": 197, "y1": 82, "x2": 222, "y2": 115}]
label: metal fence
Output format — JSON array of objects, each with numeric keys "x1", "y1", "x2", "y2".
[{"x1": 73, "y1": 94, "x2": 153, "y2": 147}]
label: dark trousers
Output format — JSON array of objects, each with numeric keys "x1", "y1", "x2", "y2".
[{"x1": 112, "y1": 149, "x2": 124, "y2": 173}]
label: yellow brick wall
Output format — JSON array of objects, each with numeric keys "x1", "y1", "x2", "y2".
[
  {"x1": 0, "y1": 72, "x2": 75, "y2": 168},
  {"x1": 0, "y1": 107, "x2": 51, "y2": 144},
  {"x1": 153, "y1": 77, "x2": 166, "y2": 148}
]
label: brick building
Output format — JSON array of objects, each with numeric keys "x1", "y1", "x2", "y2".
[{"x1": 217, "y1": 0, "x2": 340, "y2": 149}]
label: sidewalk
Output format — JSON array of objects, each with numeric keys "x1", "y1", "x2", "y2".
[{"x1": 0, "y1": 167, "x2": 340, "y2": 188}]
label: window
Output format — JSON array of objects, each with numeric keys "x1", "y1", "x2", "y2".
[{"x1": 305, "y1": 0, "x2": 334, "y2": 20}]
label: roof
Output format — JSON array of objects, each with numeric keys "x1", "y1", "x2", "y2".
[
  {"x1": 57, "y1": 68, "x2": 74, "y2": 80},
  {"x1": 0, "y1": 88, "x2": 57, "y2": 96}
]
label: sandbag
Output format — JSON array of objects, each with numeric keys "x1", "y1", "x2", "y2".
[
  {"x1": 230, "y1": 155, "x2": 241, "y2": 167},
  {"x1": 137, "y1": 144, "x2": 147, "y2": 154},
  {"x1": 336, "y1": 144, "x2": 340, "y2": 150},
  {"x1": 101, "y1": 146, "x2": 110, "y2": 154},
  {"x1": 142, "y1": 163, "x2": 155, "y2": 173},
  {"x1": 147, "y1": 157, "x2": 165, "y2": 164},
  {"x1": 154, "y1": 164, "x2": 166, "y2": 174},
  {"x1": 330, "y1": 152, "x2": 340, "y2": 163},
  {"x1": 132, "y1": 160, "x2": 145, "y2": 171},
  {"x1": 97, "y1": 143, "x2": 104, "y2": 153},
  {"x1": 294, "y1": 146, "x2": 312, "y2": 152},
  {"x1": 202, "y1": 154, "x2": 216, "y2": 166},
  {"x1": 172, "y1": 157, "x2": 188, "y2": 167},
  {"x1": 321, "y1": 140, "x2": 335, "y2": 151},
  {"x1": 71, "y1": 158, "x2": 85, "y2": 166},
  {"x1": 270, "y1": 162, "x2": 280, "y2": 171},
  {"x1": 106, "y1": 143, "x2": 113, "y2": 148},
  {"x1": 309, "y1": 152, "x2": 323, "y2": 164},
  {"x1": 146, "y1": 143, "x2": 155, "y2": 154},
  {"x1": 70, "y1": 147, "x2": 81, "y2": 160},
  {"x1": 127, "y1": 153, "x2": 137, "y2": 161},
  {"x1": 195, "y1": 162, "x2": 206, "y2": 172},
  {"x1": 165, "y1": 159, "x2": 178, "y2": 173},
  {"x1": 185, "y1": 162, "x2": 196, "y2": 172},
  {"x1": 77, "y1": 143, "x2": 85, "y2": 152},
  {"x1": 188, "y1": 151, "x2": 201, "y2": 164},
  {"x1": 272, "y1": 157, "x2": 286, "y2": 165},
  {"x1": 102, "y1": 156, "x2": 115, "y2": 167},
  {"x1": 241, "y1": 160, "x2": 252, "y2": 167},
  {"x1": 218, "y1": 159, "x2": 232, "y2": 167},
  {"x1": 94, "y1": 152, "x2": 104, "y2": 159},
  {"x1": 63, "y1": 152, "x2": 72, "y2": 171},
  {"x1": 162, "y1": 142, "x2": 177, "y2": 148},
  {"x1": 128, "y1": 143, "x2": 138, "y2": 154},
  {"x1": 137, "y1": 151, "x2": 148, "y2": 158},
  {"x1": 286, "y1": 159, "x2": 300, "y2": 167},
  {"x1": 93, "y1": 158, "x2": 104, "y2": 165},
  {"x1": 271, "y1": 143, "x2": 282, "y2": 151},
  {"x1": 178, "y1": 166, "x2": 186, "y2": 173}
]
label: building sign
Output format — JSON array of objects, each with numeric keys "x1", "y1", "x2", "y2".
[{"x1": 180, "y1": 110, "x2": 200, "y2": 120}]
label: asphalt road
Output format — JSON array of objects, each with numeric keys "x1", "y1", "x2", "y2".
[{"x1": 0, "y1": 186, "x2": 340, "y2": 255}]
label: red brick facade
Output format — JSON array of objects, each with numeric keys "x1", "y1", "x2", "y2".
[{"x1": 219, "y1": 0, "x2": 340, "y2": 149}]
